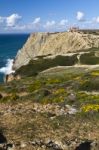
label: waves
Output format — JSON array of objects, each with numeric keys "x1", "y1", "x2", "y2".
[
  {"x1": 0, "y1": 59, "x2": 15, "y2": 75},
  {"x1": 0, "y1": 34, "x2": 29, "y2": 83}
]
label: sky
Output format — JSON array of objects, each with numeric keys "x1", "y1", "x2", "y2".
[{"x1": 0, "y1": 0, "x2": 99, "y2": 33}]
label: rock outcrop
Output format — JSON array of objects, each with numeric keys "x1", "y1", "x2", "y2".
[
  {"x1": 4, "y1": 74, "x2": 21, "y2": 83},
  {"x1": 13, "y1": 31, "x2": 99, "y2": 70},
  {"x1": 0, "y1": 138, "x2": 99, "y2": 150}
]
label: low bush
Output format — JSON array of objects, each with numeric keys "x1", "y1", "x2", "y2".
[
  {"x1": 16, "y1": 54, "x2": 78, "y2": 77},
  {"x1": 0, "y1": 93, "x2": 19, "y2": 103},
  {"x1": 28, "y1": 80, "x2": 42, "y2": 92},
  {"x1": 80, "y1": 52, "x2": 99, "y2": 65},
  {"x1": 79, "y1": 80, "x2": 99, "y2": 91}
]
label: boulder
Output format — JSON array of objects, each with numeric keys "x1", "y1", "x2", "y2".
[{"x1": 0, "y1": 94, "x2": 3, "y2": 99}]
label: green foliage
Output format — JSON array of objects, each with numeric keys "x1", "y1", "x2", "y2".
[
  {"x1": 10, "y1": 93, "x2": 19, "y2": 101},
  {"x1": 16, "y1": 54, "x2": 78, "y2": 77},
  {"x1": 0, "y1": 63, "x2": 99, "y2": 108},
  {"x1": 45, "y1": 78, "x2": 62, "y2": 85},
  {"x1": 79, "y1": 79, "x2": 99, "y2": 91},
  {"x1": 0, "y1": 93, "x2": 19, "y2": 103},
  {"x1": 28, "y1": 80, "x2": 43, "y2": 92},
  {"x1": 76, "y1": 92, "x2": 99, "y2": 104},
  {"x1": 80, "y1": 52, "x2": 99, "y2": 65},
  {"x1": 30, "y1": 88, "x2": 51, "y2": 103},
  {"x1": 41, "y1": 96, "x2": 64, "y2": 104}
]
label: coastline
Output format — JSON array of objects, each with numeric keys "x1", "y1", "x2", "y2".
[{"x1": 0, "y1": 34, "x2": 30, "y2": 83}]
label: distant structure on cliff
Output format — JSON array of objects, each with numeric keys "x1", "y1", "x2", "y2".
[
  {"x1": 69, "y1": 27, "x2": 79, "y2": 32},
  {"x1": 68, "y1": 26, "x2": 99, "y2": 34}
]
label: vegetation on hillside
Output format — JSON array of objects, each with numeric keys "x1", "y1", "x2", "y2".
[
  {"x1": 0, "y1": 53, "x2": 99, "y2": 149},
  {"x1": 14, "y1": 48, "x2": 99, "y2": 78},
  {"x1": 15, "y1": 54, "x2": 78, "y2": 77},
  {"x1": 0, "y1": 67, "x2": 99, "y2": 113}
]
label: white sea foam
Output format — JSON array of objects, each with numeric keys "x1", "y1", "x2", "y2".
[{"x1": 0, "y1": 59, "x2": 15, "y2": 75}]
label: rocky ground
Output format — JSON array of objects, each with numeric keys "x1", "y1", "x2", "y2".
[
  {"x1": 0, "y1": 101, "x2": 99, "y2": 150},
  {"x1": 0, "y1": 66, "x2": 99, "y2": 150}
]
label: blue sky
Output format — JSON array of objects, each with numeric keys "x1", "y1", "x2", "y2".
[{"x1": 0, "y1": 0, "x2": 99, "y2": 33}]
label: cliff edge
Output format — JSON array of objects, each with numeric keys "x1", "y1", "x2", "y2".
[{"x1": 13, "y1": 31, "x2": 99, "y2": 70}]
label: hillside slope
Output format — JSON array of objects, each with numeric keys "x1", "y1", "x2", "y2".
[
  {"x1": 0, "y1": 67, "x2": 99, "y2": 150},
  {"x1": 13, "y1": 31, "x2": 99, "y2": 69}
]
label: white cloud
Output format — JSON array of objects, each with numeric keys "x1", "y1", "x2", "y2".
[
  {"x1": 76, "y1": 11, "x2": 85, "y2": 21},
  {"x1": 5, "y1": 18, "x2": 67, "y2": 32},
  {"x1": 12, "y1": 25, "x2": 27, "y2": 30},
  {"x1": 1, "y1": 12, "x2": 99, "y2": 33},
  {"x1": 31, "y1": 17, "x2": 41, "y2": 30},
  {"x1": 96, "y1": 17, "x2": 99, "y2": 23},
  {"x1": 44, "y1": 21, "x2": 56, "y2": 29},
  {"x1": 59, "y1": 19, "x2": 68, "y2": 26},
  {"x1": 93, "y1": 17, "x2": 99, "y2": 23},
  {"x1": 0, "y1": 13, "x2": 22, "y2": 28},
  {"x1": 33, "y1": 17, "x2": 41, "y2": 24},
  {"x1": 0, "y1": 16, "x2": 5, "y2": 23},
  {"x1": 9, "y1": 17, "x2": 41, "y2": 31},
  {"x1": 6, "y1": 14, "x2": 22, "y2": 27}
]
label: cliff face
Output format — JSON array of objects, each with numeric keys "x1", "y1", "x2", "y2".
[{"x1": 13, "y1": 31, "x2": 99, "y2": 70}]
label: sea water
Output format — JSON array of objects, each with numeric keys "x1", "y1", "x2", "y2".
[{"x1": 0, "y1": 34, "x2": 29, "y2": 83}]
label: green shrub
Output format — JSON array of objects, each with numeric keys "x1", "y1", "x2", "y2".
[
  {"x1": 32, "y1": 88, "x2": 51, "y2": 102},
  {"x1": 10, "y1": 93, "x2": 19, "y2": 101},
  {"x1": 16, "y1": 54, "x2": 78, "y2": 77},
  {"x1": 28, "y1": 80, "x2": 42, "y2": 92},
  {"x1": 41, "y1": 96, "x2": 64, "y2": 104},
  {"x1": 80, "y1": 52, "x2": 99, "y2": 65},
  {"x1": 0, "y1": 93, "x2": 19, "y2": 103},
  {"x1": 79, "y1": 80, "x2": 99, "y2": 91}
]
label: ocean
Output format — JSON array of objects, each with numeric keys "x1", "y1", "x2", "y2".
[{"x1": 0, "y1": 34, "x2": 29, "y2": 83}]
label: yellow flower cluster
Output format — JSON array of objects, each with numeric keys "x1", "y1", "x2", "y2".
[
  {"x1": 54, "y1": 88, "x2": 66, "y2": 95},
  {"x1": 46, "y1": 78, "x2": 61, "y2": 84},
  {"x1": 82, "y1": 104, "x2": 99, "y2": 112},
  {"x1": 91, "y1": 71, "x2": 99, "y2": 76}
]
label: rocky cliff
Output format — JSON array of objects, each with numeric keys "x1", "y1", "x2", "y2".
[{"x1": 13, "y1": 31, "x2": 99, "y2": 70}]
